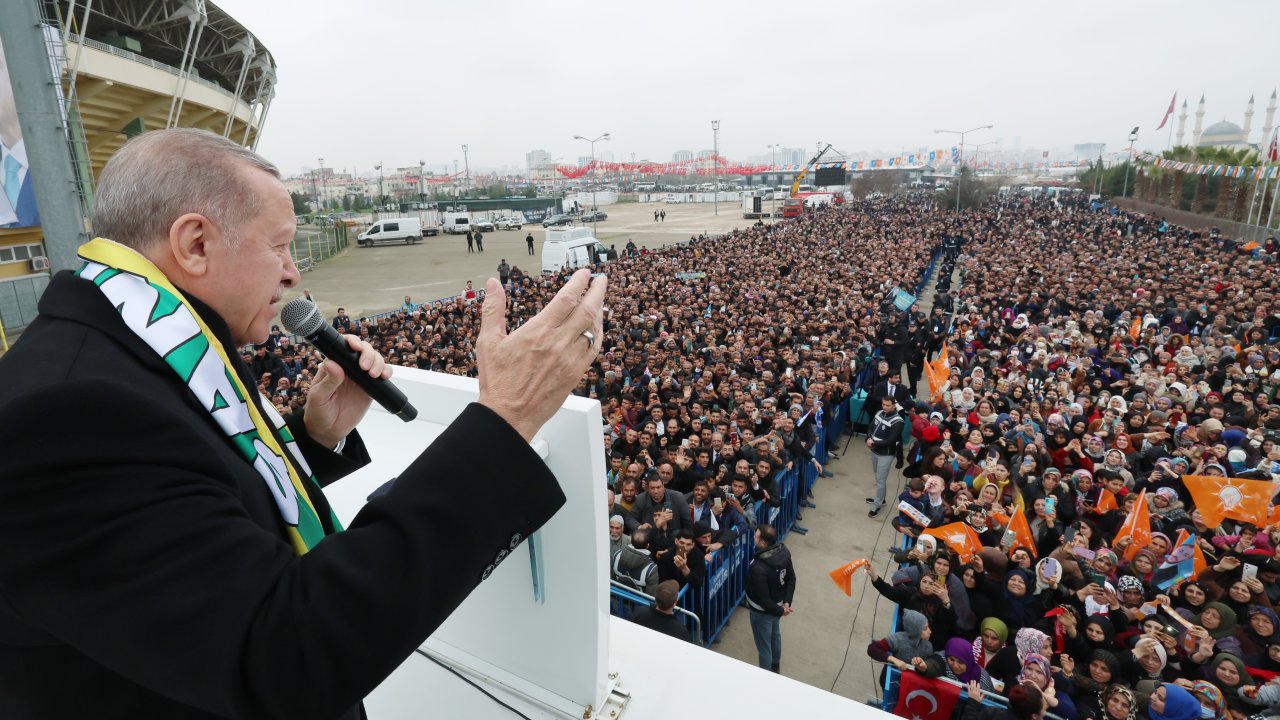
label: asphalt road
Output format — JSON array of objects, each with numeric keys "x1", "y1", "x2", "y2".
[{"x1": 288, "y1": 200, "x2": 777, "y2": 319}]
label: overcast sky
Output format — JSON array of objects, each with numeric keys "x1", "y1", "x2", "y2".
[{"x1": 215, "y1": 0, "x2": 1278, "y2": 176}]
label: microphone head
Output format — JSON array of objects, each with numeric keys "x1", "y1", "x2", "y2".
[{"x1": 280, "y1": 297, "x2": 325, "y2": 337}]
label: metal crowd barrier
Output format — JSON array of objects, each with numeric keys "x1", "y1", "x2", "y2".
[{"x1": 607, "y1": 409, "x2": 847, "y2": 647}]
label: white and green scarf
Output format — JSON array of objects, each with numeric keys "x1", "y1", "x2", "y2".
[{"x1": 77, "y1": 238, "x2": 338, "y2": 554}]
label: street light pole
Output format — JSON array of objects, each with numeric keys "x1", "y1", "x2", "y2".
[
  {"x1": 935, "y1": 124, "x2": 994, "y2": 212},
  {"x1": 573, "y1": 132, "x2": 610, "y2": 235},
  {"x1": 462, "y1": 144, "x2": 470, "y2": 197},
  {"x1": 711, "y1": 120, "x2": 720, "y2": 215},
  {"x1": 769, "y1": 144, "x2": 778, "y2": 219},
  {"x1": 318, "y1": 157, "x2": 326, "y2": 212},
  {"x1": 1122, "y1": 126, "x2": 1139, "y2": 199},
  {"x1": 419, "y1": 160, "x2": 425, "y2": 204},
  {"x1": 375, "y1": 162, "x2": 384, "y2": 214}
]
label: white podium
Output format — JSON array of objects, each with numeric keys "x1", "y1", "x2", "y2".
[{"x1": 325, "y1": 368, "x2": 890, "y2": 719}]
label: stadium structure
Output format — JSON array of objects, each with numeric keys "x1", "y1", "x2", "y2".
[{"x1": 0, "y1": 0, "x2": 275, "y2": 332}]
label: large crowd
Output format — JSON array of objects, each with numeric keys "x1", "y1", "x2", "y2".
[
  {"x1": 255, "y1": 187, "x2": 1280, "y2": 719},
  {"x1": 864, "y1": 192, "x2": 1280, "y2": 720}
]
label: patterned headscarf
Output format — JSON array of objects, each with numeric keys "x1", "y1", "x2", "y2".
[
  {"x1": 1018, "y1": 652, "x2": 1053, "y2": 691},
  {"x1": 1014, "y1": 627, "x2": 1050, "y2": 663},
  {"x1": 1189, "y1": 681, "x2": 1227, "y2": 720},
  {"x1": 1099, "y1": 684, "x2": 1137, "y2": 720}
]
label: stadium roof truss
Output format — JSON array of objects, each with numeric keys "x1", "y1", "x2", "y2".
[{"x1": 41, "y1": 0, "x2": 277, "y2": 178}]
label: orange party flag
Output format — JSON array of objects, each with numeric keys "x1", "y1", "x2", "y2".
[
  {"x1": 1183, "y1": 475, "x2": 1272, "y2": 528},
  {"x1": 1005, "y1": 508, "x2": 1038, "y2": 559},
  {"x1": 1116, "y1": 489, "x2": 1152, "y2": 560},
  {"x1": 924, "y1": 522, "x2": 983, "y2": 563},
  {"x1": 1130, "y1": 318, "x2": 1141, "y2": 341},
  {"x1": 1192, "y1": 539, "x2": 1208, "y2": 577},
  {"x1": 829, "y1": 559, "x2": 870, "y2": 596},
  {"x1": 1093, "y1": 489, "x2": 1119, "y2": 514}
]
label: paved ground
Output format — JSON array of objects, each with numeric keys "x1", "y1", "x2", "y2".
[
  {"x1": 291, "y1": 200, "x2": 777, "y2": 319},
  {"x1": 708, "y1": 274, "x2": 955, "y2": 706},
  {"x1": 293, "y1": 199, "x2": 936, "y2": 706}
]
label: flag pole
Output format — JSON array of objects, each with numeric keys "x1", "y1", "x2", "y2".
[{"x1": 1253, "y1": 142, "x2": 1275, "y2": 242}]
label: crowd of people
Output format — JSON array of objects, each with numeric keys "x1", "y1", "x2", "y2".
[
  {"x1": 259, "y1": 185, "x2": 1280, "y2": 718},
  {"x1": 866, "y1": 191, "x2": 1280, "y2": 720}
]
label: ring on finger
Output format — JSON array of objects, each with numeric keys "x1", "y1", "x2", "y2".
[{"x1": 581, "y1": 330, "x2": 595, "y2": 349}]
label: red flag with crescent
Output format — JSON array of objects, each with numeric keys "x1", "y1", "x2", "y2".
[{"x1": 895, "y1": 669, "x2": 961, "y2": 720}]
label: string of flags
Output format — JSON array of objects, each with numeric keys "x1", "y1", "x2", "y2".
[
  {"x1": 1135, "y1": 152, "x2": 1280, "y2": 179},
  {"x1": 555, "y1": 148, "x2": 1088, "y2": 178}
]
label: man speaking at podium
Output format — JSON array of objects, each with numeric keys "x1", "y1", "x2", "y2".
[{"x1": 0, "y1": 128, "x2": 607, "y2": 719}]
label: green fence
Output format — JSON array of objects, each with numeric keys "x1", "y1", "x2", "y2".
[{"x1": 291, "y1": 222, "x2": 349, "y2": 271}]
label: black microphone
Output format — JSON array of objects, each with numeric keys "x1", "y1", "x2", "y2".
[{"x1": 280, "y1": 298, "x2": 418, "y2": 422}]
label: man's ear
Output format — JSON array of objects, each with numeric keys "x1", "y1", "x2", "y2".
[{"x1": 167, "y1": 212, "x2": 215, "y2": 277}]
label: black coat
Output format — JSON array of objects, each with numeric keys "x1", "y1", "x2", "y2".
[{"x1": 0, "y1": 272, "x2": 566, "y2": 719}]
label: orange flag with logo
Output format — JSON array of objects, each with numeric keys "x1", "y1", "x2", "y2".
[
  {"x1": 1005, "y1": 508, "x2": 1038, "y2": 559},
  {"x1": 1115, "y1": 488, "x2": 1152, "y2": 560},
  {"x1": 1093, "y1": 489, "x2": 1118, "y2": 515},
  {"x1": 923, "y1": 522, "x2": 983, "y2": 563},
  {"x1": 828, "y1": 559, "x2": 870, "y2": 596},
  {"x1": 1130, "y1": 318, "x2": 1141, "y2": 341},
  {"x1": 1183, "y1": 475, "x2": 1272, "y2": 528},
  {"x1": 1269, "y1": 503, "x2": 1280, "y2": 527},
  {"x1": 929, "y1": 346, "x2": 951, "y2": 401}
]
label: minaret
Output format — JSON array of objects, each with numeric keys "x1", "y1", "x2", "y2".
[
  {"x1": 1176, "y1": 99, "x2": 1188, "y2": 146},
  {"x1": 1192, "y1": 94, "x2": 1206, "y2": 147},
  {"x1": 1243, "y1": 94, "x2": 1255, "y2": 142},
  {"x1": 1263, "y1": 89, "x2": 1277, "y2": 149}
]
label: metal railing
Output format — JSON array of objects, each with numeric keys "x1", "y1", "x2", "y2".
[
  {"x1": 607, "y1": 400, "x2": 847, "y2": 648},
  {"x1": 68, "y1": 33, "x2": 234, "y2": 97},
  {"x1": 608, "y1": 580, "x2": 702, "y2": 644}
]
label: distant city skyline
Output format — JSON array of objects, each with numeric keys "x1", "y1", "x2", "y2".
[{"x1": 209, "y1": 0, "x2": 1278, "y2": 177}]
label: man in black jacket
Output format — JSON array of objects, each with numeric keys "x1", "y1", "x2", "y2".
[
  {"x1": 0, "y1": 128, "x2": 608, "y2": 719},
  {"x1": 867, "y1": 396, "x2": 905, "y2": 517},
  {"x1": 745, "y1": 524, "x2": 795, "y2": 672},
  {"x1": 631, "y1": 580, "x2": 692, "y2": 642}
]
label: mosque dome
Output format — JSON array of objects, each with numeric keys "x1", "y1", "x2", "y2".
[{"x1": 1198, "y1": 120, "x2": 1246, "y2": 147}]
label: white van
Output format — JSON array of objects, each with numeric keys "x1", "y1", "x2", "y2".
[
  {"x1": 358, "y1": 217, "x2": 423, "y2": 247},
  {"x1": 442, "y1": 212, "x2": 472, "y2": 234},
  {"x1": 541, "y1": 227, "x2": 608, "y2": 275}
]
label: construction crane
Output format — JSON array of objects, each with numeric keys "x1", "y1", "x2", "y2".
[{"x1": 790, "y1": 143, "x2": 834, "y2": 197}]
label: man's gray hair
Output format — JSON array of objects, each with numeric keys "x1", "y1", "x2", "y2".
[{"x1": 91, "y1": 128, "x2": 280, "y2": 251}]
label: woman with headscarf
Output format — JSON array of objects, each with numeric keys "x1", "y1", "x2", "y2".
[
  {"x1": 1239, "y1": 605, "x2": 1280, "y2": 665},
  {"x1": 1124, "y1": 636, "x2": 1175, "y2": 700},
  {"x1": 1170, "y1": 580, "x2": 1213, "y2": 616},
  {"x1": 1187, "y1": 681, "x2": 1227, "y2": 720},
  {"x1": 1098, "y1": 684, "x2": 1137, "y2": 720},
  {"x1": 923, "y1": 635, "x2": 995, "y2": 691},
  {"x1": 987, "y1": 626, "x2": 1052, "y2": 691},
  {"x1": 1203, "y1": 652, "x2": 1253, "y2": 713},
  {"x1": 971, "y1": 617, "x2": 1007, "y2": 670},
  {"x1": 1180, "y1": 602, "x2": 1243, "y2": 659},
  {"x1": 1020, "y1": 652, "x2": 1078, "y2": 719},
  {"x1": 959, "y1": 562, "x2": 996, "y2": 624},
  {"x1": 1001, "y1": 568, "x2": 1050, "y2": 634},
  {"x1": 1066, "y1": 649, "x2": 1121, "y2": 719},
  {"x1": 1065, "y1": 615, "x2": 1115, "y2": 662},
  {"x1": 1147, "y1": 683, "x2": 1201, "y2": 720}
]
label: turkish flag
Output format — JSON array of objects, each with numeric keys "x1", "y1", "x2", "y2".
[
  {"x1": 895, "y1": 670, "x2": 961, "y2": 720},
  {"x1": 1184, "y1": 475, "x2": 1272, "y2": 528}
]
